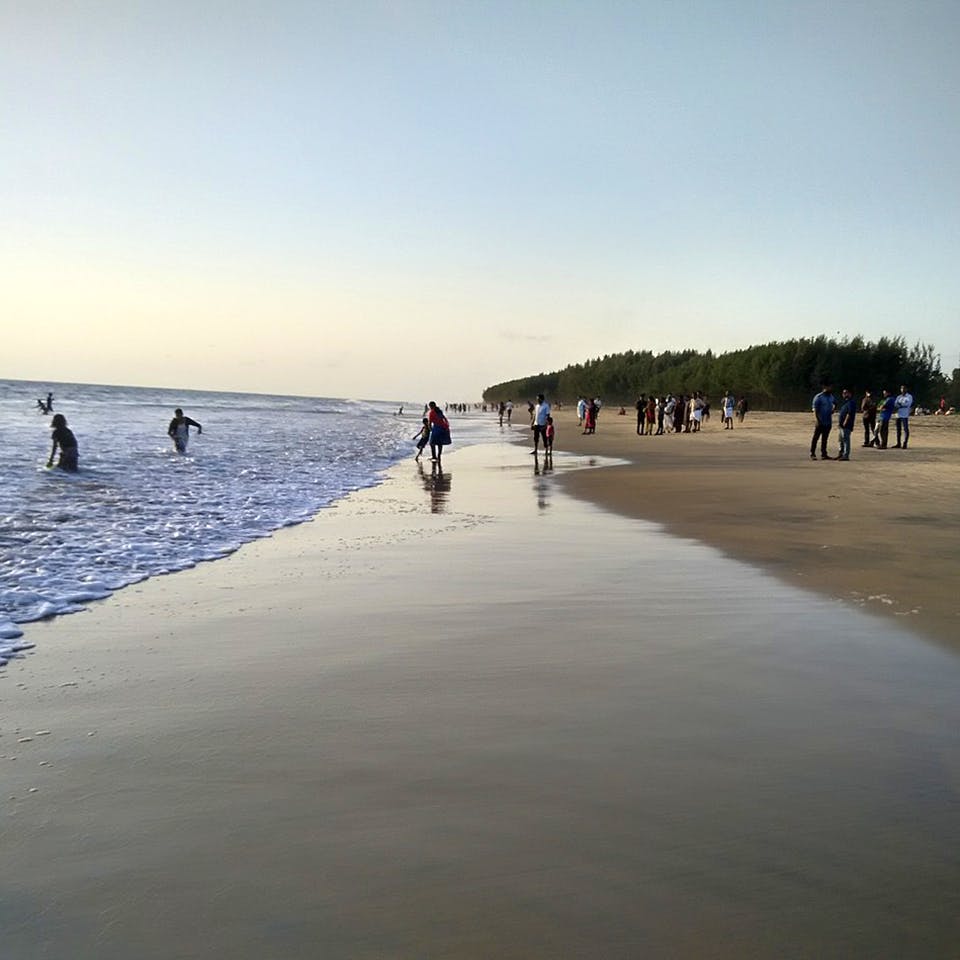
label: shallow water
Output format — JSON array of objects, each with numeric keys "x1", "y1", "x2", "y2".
[{"x1": 0, "y1": 379, "x2": 497, "y2": 660}]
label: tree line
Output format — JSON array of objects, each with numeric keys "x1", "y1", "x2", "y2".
[{"x1": 483, "y1": 336, "x2": 956, "y2": 411}]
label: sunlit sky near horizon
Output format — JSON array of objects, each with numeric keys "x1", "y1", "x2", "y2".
[{"x1": 3, "y1": 1, "x2": 958, "y2": 402}]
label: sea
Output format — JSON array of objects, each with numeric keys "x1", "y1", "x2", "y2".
[{"x1": 0, "y1": 379, "x2": 494, "y2": 664}]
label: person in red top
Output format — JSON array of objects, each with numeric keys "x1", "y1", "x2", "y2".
[
  {"x1": 544, "y1": 415, "x2": 555, "y2": 454},
  {"x1": 427, "y1": 401, "x2": 451, "y2": 463},
  {"x1": 644, "y1": 397, "x2": 656, "y2": 435}
]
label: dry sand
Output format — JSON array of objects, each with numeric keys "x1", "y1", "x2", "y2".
[
  {"x1": 552, "y1": 408, "x2": 960, "y2": 646},
  {"x1": 3, "y1": 438, "x2": 959, "y2": 959}
]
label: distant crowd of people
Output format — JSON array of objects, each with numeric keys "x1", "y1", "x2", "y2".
[
  {"x1": 625, "y1": 392, "x2": 748, "y2": 435},
  {"x1": 485, "y1": 383, "x2": 932, "y2": 465}
]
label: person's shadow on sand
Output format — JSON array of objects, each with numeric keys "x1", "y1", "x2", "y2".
[{"x1": 418, "y1": 461, "x2": 452, "y2": 514}]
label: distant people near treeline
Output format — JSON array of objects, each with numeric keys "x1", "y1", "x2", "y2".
[
  {"x1": 481, "y1": 335, "x2": 944, "y2": 412},
  {"x1": 895, "y1": 385, "x2": 913, "y2": 449},
  {"x1": 809, "y1": 383, "x2": 915, "y2": 460},
  {"x1": 860, "y1": 391, "x2": 877, "y2": 447},
  {"x1": 582, "y1": 398, "x2": 598, "y2": 434},
  {"x1": 722, "y1": 391, "x2": 735, "y2": 429}
]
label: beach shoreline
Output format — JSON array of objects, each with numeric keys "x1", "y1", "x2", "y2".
[
  {"x1": 3, "y1": 439, "x2": 960, "y2": 958},
  {"x1": 543, "y1": 407, "x2": 960, "y2": 647}
]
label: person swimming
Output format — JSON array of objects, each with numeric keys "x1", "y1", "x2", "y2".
[{"x1": 167, "y1": 408, "x2": 203, "y2": 453}]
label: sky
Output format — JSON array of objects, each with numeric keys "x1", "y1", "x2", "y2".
[{"x1": 2, "y1": 0, "x2": 958, "y2": 401}]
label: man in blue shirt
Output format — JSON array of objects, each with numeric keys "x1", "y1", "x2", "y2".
[
  {"x1": 836, "y1": 388, "x2": 857, "y2": 460},
  {"x1": 876, "y1": 388, "x2": 896, "y2": 449},
  {"x1": 810, "y1": 384, "x2": 835, "y2": 460}
]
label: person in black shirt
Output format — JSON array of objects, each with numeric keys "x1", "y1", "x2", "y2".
[
  {"x1": 168, "y1": 408, "x2": 203, "y2": 453},
  {"x1": 48, "y1": 414, "x2": 78, "y2": 471}
]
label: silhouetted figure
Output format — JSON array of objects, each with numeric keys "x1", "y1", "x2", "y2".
[
  {"x1": 168, "y1": 408, "x2": 203, "y2": 453},
  {"x1": 48, "y1": 414, "x2": 78, "y2": 471}
]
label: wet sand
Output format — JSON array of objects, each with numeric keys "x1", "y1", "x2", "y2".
[
  {"x1": 3, "y1": 441, "x2": 960, "y2": 958},
  {"x1": 551, "y1": 409, "x2": 960, "y2": 646}
]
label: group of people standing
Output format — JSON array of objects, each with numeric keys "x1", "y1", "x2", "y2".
[
  {"x1": 631, "y1": 392, "x2": 744, "y2": 436},
  {"x1": 576, "y1": 396, "x2": 602, "y2": 434},
  {"x1": 43, "y1": 406, "x2": 203, "y2": 472},
  {"x1": 810, "y1": 384, "x2": 913, "y2": 460}
]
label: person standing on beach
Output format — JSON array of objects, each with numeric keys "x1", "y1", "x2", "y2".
[
  {"x1": 876, "y1": 389, "x2": 895, "y2": 449},
  {"x1": 168, "y1": 408, "x2": 203, "y2": 453},
  {"x1": 836, "y1": 388, "x2": 856, "y2": 461},
  {"x1": 427, "y1": 401, "x2": 451, "y2": 463},
  {"x1": 544, "y1": 415, "x2": 555, "y2": 455},
  {"x1": 635, "y1": 395, "x2": 646, "y2": 435},
  {"x1": 577, "y1": 396, "x2": 587, "y2": 427},
  {"x1": 691, "y1": 392, "x2": 704, "y2": 432},
  {"x1": 498, "y1": 401, "x2": 506, "y2": 426},
  {"x1": 583, "y1": 398, "x2": 597, "y2": 434},
  {"x1": 505, "y1": 400, "x2": 513, "y2": 424},
  {"x1": 810, "y1": 384, "x2": 835, "y2": 460},
  {"x1": 644, "y1": 396, "x2": 656, "y2": 435},
  {"x1": 531, "y1": 393, "x2": 551, "y2": 454},
  {"x1": 674, "y1": 395, "x2": 686, "y2": 434},
  {"x1": 656, "y1": 397, "x2": 666, "y2": 435},
  {"x1": 722, "y1": 391, "x2": 735, "y2": 429},
  {"x1": 895, "y1": 385, "x2": 913, "y2": 449},
  {"x1": 663, "y1": 395, "x2": 676, "y2": 433},
  {"x1": 48, "y1": 413, "x2": 79, "y2": 471},
  {"x1": 860, "y1": 390, "x2": 878, "y2": 447}
]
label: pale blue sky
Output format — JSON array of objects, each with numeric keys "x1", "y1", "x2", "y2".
[{"x1": 3, "y1": 1, "x2": 958, "y2": 399}]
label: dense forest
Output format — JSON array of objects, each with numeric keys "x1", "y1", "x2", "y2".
[{"x1": 483, "y1": 336, "x2": 957, "y2": 411}]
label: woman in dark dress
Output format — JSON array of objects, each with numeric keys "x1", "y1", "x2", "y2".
[{"x1": 48, "y1": 414, "x2": 79, "y2": 471}]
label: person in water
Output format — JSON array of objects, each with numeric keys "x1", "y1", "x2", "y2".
[
  {"x1": 48, "y1": 413, "x2": 78, "y2": 471},
  {"x1": 168, "y1": 408, "x2": 203, "y2": 453}
]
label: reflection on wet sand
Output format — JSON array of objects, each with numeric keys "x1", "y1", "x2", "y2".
[
  {"x1": 417, "y1": 459, "x2": 452, "y2": 513},
  {"x1": 532, "y1": 450, "x2": 554, "y2": 508}
]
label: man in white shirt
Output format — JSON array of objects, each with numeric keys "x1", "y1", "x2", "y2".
[
  {"x1": 894, "y1": 385, "x2": 913, "y2": 449},
  {"x1": 531, "y1": 393, "x2": 551, "y2": 454}
]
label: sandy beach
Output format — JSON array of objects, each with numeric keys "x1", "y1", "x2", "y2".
[
  {"x1": 553, "y1": 408, "x2": 960, "y2": 647},
  {"x1": 3, "y1": 435, "x2": 960, "y2": 958}
]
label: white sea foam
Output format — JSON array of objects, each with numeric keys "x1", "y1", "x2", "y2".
[{"x1": 1, "y1": 381, "x2": 497, "y2": 656}]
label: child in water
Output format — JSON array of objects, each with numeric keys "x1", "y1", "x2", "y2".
[
  {"x1": 545, "y1": 415, "x2": 555, "y2": 454},
  {"x1": 48, "y1": 414, "x2": 79, "y2": 471},
  {"x1": 412, "y1": 418, "x2": 430, "y2": 461}
]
